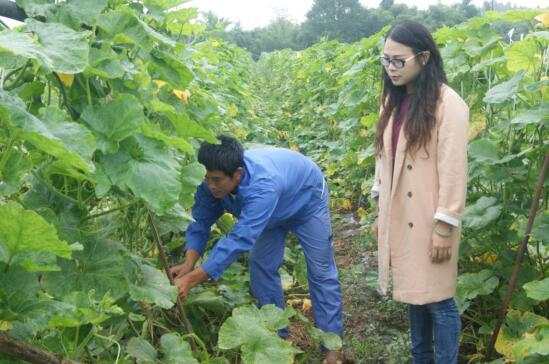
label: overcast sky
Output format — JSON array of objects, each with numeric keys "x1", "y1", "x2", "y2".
[
  {"x1": 185, "y1": 0, "x2": 548, "y2": 30},
  {"x1": 1, "y1": 1, "x2": 546, "y2": 30}
]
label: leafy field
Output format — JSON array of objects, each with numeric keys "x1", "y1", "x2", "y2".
[{"x1": 0, "y1": 1, "x2": 547, "y2": 363}]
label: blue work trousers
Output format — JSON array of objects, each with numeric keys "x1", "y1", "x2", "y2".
[{"x1": 248, "y1": 190, "x2": 343, "y2": 336}]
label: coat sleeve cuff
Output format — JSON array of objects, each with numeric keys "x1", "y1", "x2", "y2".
[
  {"x1": 434, "y1": 209, "x2": 461, "y2": 227},
  {"x1": 200, "y1": 259, "x2": 221, "y2": 281},
  {"x1": 371, "y1": 185, "x2": 380, "y2": 200},
  {"x1": 184, "y1": 240, "x2": 206, "y2": 256}
]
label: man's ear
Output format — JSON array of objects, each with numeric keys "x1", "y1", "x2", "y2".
[{"x1": 233, "y1": 167, "x2": 244, "y2": 182}]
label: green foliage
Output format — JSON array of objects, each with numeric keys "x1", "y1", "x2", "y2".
[
  {"x1": 0, "y1": 0, "x2": 257, "y2": 362},
  {"x1": 127, "y1": 333, "x2": 198, "y2": 364},
  {"x1": 253, "y1": 9, "x2": 548, "y2": 363},
  {"x1": 523, "y1": 278, "x2": 549, "y2": 302},
  {"x1": 456, "y1": 270, "x2": 499, "y2": 313},
  {"x1": 495, "y1": 310, "x2": 549, "y2": 361},
  {"x1": 0, "y1": 201, "x2": 77, "y2": 272},
  {"x1": 218, "y1": 305, "x2": 301, "y2": 364},
  {"x1": 0, "y1": 2, "x2": 546, "y2": 362}
]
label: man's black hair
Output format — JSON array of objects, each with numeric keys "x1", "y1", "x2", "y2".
[{"x1": 197, "y1": 135, "x2": 244, "y2": 176}]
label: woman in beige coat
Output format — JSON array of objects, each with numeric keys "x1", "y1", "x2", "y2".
[{"x1": 371, "y1": 21, "x2": 468, "y2": 364}]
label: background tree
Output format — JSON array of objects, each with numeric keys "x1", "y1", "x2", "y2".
[{"x1": 299, "y1": 0, "x2": 372, "y2": 46}]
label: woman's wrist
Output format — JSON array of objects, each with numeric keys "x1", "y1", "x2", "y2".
[{"x1": 434, "y1": 220, "x2": 453, "y2": 237}]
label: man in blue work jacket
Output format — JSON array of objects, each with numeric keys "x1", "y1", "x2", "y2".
[{"x1": 170, "y1": 136, "x2": 343, "y2": 362}]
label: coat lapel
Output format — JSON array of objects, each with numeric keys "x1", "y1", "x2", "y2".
[{"x1": 391, "y1": 124, "x2": 408, "y2": 200}]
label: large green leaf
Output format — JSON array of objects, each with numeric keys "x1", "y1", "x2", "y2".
[
  {"x1": 16, "y1": 0, "x2": 55, "y2": 18},
  {"x1": 180, "y1": 162, "x2": 205, "y2": 207},
  {"x1": 511, "y1": 324, "x2": 549, "y2": 359},
  {"x1": 160, "y1": 333, "x2": 199, "y2": 364},
  {"x1": 38, "y1": 106, "x2": 96, "y2": 161},
  {"x1": 0, "y1": 265, "x2": 40, "y2": 323},
  {"x1": 168, "y1": 111, "x2": 217, "y2": 141},
  {"x1": 456, "y1": 269, "x2": 499, "y2": 313},
  {"x1": 185, "y1": 289, "x2": 229, "y2": 314},
  {"x1": 97, "y1": 9, "x2": 174, "y2": 50},
  {"x1": 463, "y1": 197, "x2": 502, "y2": 230},
  {"x1": 218, "y1": 305, "x2": 300, "y2": 364},
  {"x1": 140, "y1": 122, "x2": 194, "y2": 155},
  {"x1": 469, "y1": 139, "x2": 499, "y2": 164},
  {"x1": 0, "y1": 90, "x2": 94, "y2": 172},
  {"x1": 0, "y1": 19, "x2": 89, "y2": 74},
  {"x1": 80, "y1": 94, "x2": 145, "y2": 154},
  {"x1": 510, "y1": 103, "x2": 549, "y2": 128},
  {"x1": 0, "y1": 202, "x2": 75, "y2": 272},
  {"x1": 85, "y1": 45, "x2": 126, "y2": 80},
  {"x1": 47, "y1": 291, "x2": 123, "y2": 329},
  {"x1": 506, "y1": 38, "x2": 541, "y2": 75},
  {"x1": 50, "y1": 0, "x2": 108, "y2": 27},
  {"x1": 42, "y1": 237, "x2": 129, "y2": 300},
  {"x1": 126, "y1": 333, "x2": 197, "y2": 364},
  {"x1": 149, "y1": 49, "x2": 194, "y2": 89},
  {"x1": 483, "y1": 71, "x2": 525, "y2": 104},
  {"x1": 129, "y1": 264, "x2": 177, "y2": 309},
  {"x1": 0, "y1": 147, "x2": 32, "y2": 197},
  {"x1": 463, "y1": 35, "x2": 500, "y2": 58},
  {"x1": 127, "y1": 337, "x2": 158, "y2": 363},
  {"x1": 523, "y1": 277, "x2": 549, "y2": 302},
  {"x1": 470, "y1": 56, "x2": 506, "y2": 73},
  {"x1": 532, "y1": 211, "x2": 549, "y2": 244},
  {"x1": 308, "y1": 326, "x2": 343, "y2": 351},
  {"x1": 149, "y1": 99, "x2": 216, "y2": 142},
  {"x1": 95, "y1": 135, "x2": 182, "y2": 214},
  {"x1": 496, "y1": 310, "x2": 549, "y2": 361},
  {"x1": 144, "y1": 0, "x2": 184, "y2": 12},
  {"x1": 257, "y1": 304, "x2": 296, "y2": 331}
]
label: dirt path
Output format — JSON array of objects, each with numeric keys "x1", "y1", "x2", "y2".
[
  {"x1": 286, "y1": 212, "x2": 410, "y2": 363},
  {"x1": 332, "y1": 213, "x2": 410, "y2": 363}
]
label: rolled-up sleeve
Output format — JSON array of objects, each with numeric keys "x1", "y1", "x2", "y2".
[
  {"x1": 185, "y1": 183, "x2": 224, "y2": 256},
  {"x1": 434, "y1": 94, "x2": 469, "y2": 227},
  {"x1": 201, "y1": 180, "x2": 279, "y2": 280}
]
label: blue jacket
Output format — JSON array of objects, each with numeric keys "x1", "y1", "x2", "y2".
[{"x1": 185, "y1": 147, "x2": 326, "y2": 280}]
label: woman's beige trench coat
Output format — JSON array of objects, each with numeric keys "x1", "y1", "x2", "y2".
[{"x1": 371, "y1": 84, "x2": 469, "y2": 305}]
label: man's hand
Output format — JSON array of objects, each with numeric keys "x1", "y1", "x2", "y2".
[
  {"x1": 169, "y1": 249, "x2": 201, "y2": 280},
  {"x1": 174, "y1": 267, "x2": 209, "y2": 300},
  {"x1": 323, "y1": 350, "x2": 344, "y2": 364},
  {"x1": 430, "y1": 221, "x2": 453, "y2": 263},
  {"x1": 169, "y1": 262, "x2": 193, "y2": 280}
]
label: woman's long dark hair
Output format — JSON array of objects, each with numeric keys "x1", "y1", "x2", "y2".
[{"x1": 375, "y1": 21, "x2": 447, "y2": 156}]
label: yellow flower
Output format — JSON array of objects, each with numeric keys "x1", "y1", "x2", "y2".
[
  {"x1": 534, "y1": 12, "x2": 549, "y2": 28},
  {"x1": 173, "y1": 89, "x2": 191, "y2": 103},
  {"x1": 57, "y1": 73, "x2": 74, "y2": 87}
]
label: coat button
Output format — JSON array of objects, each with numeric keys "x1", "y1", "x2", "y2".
[
  {"x1": 408, "y1": 222, "x2": 414, "y2": 228},
  {"x1": 407, "y1": 191, "x2": 413, "y2": 198},
  {"x1": 407, "y1": 164, "x2": 412, "y2": 170}
]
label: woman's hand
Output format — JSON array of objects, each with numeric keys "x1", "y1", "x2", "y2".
[{"x1": 430, "y1": 221, "x2": 453, "y2": 263}]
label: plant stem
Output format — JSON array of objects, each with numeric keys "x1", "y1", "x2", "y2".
[
  {"x1": 5, "y1": 61, "x2": 31, "y2": 91},
  {"x1": 486, "y1": 151, "x2": 549, "y2": 359},
  {"x1": 146, "y1": 210, "x2": 196, "y2": 350}
]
